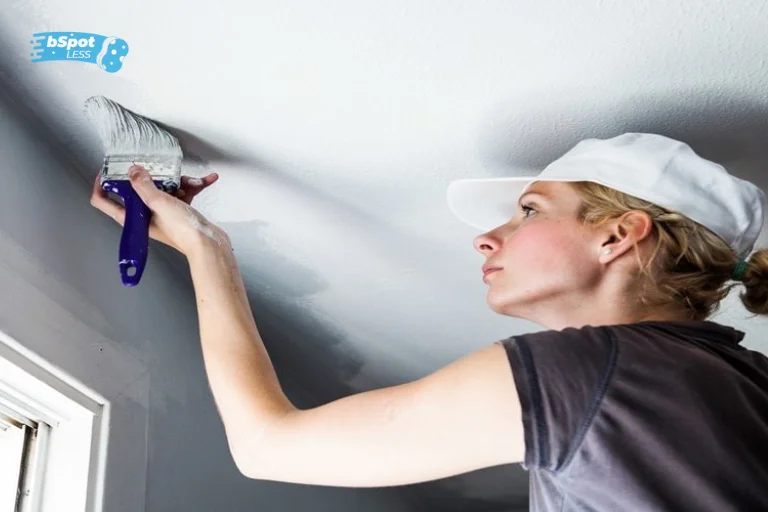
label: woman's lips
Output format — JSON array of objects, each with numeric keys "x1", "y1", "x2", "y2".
[{"x1": 482, "y1": 268, "x2": 502, "y2": 281}]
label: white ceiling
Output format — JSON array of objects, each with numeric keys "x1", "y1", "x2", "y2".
[{"x1": 3, "y1": 1, "x2": 768, "y2": 508}]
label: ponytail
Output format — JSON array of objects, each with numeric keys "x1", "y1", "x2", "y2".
[{"x1": 739, "y1": 249, "x2": 768, "y2": 315}]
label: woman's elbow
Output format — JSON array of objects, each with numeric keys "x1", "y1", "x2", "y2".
[
  {"x1": 232, "y1": 443, "x2": 302, "y2": 483},
  {"x1": 233, "y1": 451, "x2": 261, "y2": 479},
  {"x1": 227, "y1": 413, "x2": 292, "y2": 480}
]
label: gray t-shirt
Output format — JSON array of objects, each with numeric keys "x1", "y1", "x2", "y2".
[{"x1": 498, "y1": 320, "x2": 768, "y2": 511}]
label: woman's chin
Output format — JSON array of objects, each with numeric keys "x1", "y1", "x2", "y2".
[
  {"x1": 487, "y1": 292, "x2": 515, "y2": 315},
  {"x1": 487, "y1": 283, "x2": 538, "y2": 315}
]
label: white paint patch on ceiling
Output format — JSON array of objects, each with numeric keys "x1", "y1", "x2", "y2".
[{"x1": 2, "y1": 1, "x2": 768, "y2": 505}]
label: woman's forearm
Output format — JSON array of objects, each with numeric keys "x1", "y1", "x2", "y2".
[{"x1": 187, "y1": 239, "x2": 295, "y2": 462}]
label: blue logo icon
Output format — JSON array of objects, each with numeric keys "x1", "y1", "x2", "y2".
[{"x1": 30, "y1": 32, "x2": 129, "y2": 73}]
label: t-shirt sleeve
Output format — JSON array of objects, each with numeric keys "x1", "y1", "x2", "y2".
[{"x1": 496, "y1": 326, "x2": 618, "y2": 472}]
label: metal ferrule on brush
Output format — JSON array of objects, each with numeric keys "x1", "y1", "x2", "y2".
[{"x1": 101, "y1": 155, "x2": 182, "y2": 193}]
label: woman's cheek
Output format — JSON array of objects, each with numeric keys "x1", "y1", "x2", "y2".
[{"x1": 507, "y1": 224, "x2": 570, "y2": 269}]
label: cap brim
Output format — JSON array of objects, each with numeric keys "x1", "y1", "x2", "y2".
[{"x1": 446, "y1": 177, "x2": 538, "y2": 231}]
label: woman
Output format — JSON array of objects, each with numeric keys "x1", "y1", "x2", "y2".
[{"x1": 91, "y1": 132, "x2": 768, "y2": 511}]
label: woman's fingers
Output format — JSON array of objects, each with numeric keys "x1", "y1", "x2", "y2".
[
  {"x1": 179, "y1": 173, "x2": 219, "y2": 204},
  {"x1": 127, "y1": 165, "x2": 168, "y2": 210},
  {"x1": 181, "y1": 173, "x2": 219, "y2": 188},
  {"x1": 92, "y1": 170, "x2": 219, "y2": 212},
  {"x1": 90, "y1": 171, "x2": 126, "y2": 224}
]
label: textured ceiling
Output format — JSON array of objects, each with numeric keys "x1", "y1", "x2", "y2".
[{"x1": 3, "y1": 1, "x2": 768, "y2": 509}]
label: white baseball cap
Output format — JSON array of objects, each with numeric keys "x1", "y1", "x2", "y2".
[{"x1": 447, "y1": 132, "x2": 766, "y2": 258}]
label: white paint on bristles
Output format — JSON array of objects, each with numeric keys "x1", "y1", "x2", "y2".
[
  {"x1": 84, "y1": 96, "x2": 182, "y2": 160},
  {"x1": 84, "y1": 96, "x2": 183, "y2": 184}
]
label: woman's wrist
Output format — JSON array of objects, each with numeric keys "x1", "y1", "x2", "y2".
[{"x1": 185, "y1": 228, "x2": 234, "y2": 265}]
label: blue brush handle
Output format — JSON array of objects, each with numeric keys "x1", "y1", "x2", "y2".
[
  {"x1": 107, "y1": 180, "x2": 151, "y2": 286},
  {"x1": 103, "y1": 178, "x2": 178, "y2": 287},
  {"x1": 103, "y1": 179, "x2": 162, "y2": 287}
]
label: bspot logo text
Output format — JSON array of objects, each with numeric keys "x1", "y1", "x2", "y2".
[{"x1": 30, "y1": 32, "x2": 129, "y2": 73}]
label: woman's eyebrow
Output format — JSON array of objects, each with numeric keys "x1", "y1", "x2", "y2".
[{"x1": 518, "y1": 191, "x2": 548, "y2": 206}]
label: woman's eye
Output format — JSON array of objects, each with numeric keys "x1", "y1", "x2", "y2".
[{"x1": 521, "y1": 204, "x2": 536, "y2": 218}]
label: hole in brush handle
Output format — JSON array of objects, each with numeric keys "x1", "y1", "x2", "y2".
[{"x1": 119, "y1": 260, "x2": 142, "y2": 286}]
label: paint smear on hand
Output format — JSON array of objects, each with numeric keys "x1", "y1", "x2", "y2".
[
  {"x1": 186, "y1": 205, "x2": 221, "y2": 245},
  {"x1": 187, "y1": 178, "x2": 203, "y2": 186}
]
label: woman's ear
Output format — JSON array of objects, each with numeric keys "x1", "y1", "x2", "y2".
[{"x1": 598, "y1": 211, "x2": 654, "y2": 262}]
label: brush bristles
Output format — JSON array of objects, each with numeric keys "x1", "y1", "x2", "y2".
[{"x1": 84, "y1": 96, "x2": 182, "y2": 160}]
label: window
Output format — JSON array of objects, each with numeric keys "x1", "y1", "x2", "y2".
[
  {"x1": 0, "y1": 334, "x2": 109, "y2": 512},
  {"x1": 0, "y1": 405, "x2": 29, "y2": 510}
]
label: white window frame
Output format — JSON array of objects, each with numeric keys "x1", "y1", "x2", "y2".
[
  {"x1": 0, "y1": 331, "x2": 110, "y2": 512},
  {"x1": 0, "y1": 386, "x2": 52, "y2": 512}
]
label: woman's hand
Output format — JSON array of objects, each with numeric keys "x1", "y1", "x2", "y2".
[{"x1": 90, "y1": 164, "x2": 230, "y2": 256}]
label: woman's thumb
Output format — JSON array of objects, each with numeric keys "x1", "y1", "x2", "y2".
[{"x1": 128, "y1": 165, "x2": 163, "y2": 206}]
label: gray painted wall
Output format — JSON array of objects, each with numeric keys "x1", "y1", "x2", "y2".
[{"x1": 0, "y1": 91, "x2": 419, "y2": 511}]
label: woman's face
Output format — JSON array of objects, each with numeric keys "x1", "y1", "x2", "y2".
[{"x1": 474, "y1": 181, "x2": 606, "y2": 323}]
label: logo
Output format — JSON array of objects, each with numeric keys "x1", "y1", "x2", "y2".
[{"x1": 30, "y1": 32, "x2": 129, "y2": 73}]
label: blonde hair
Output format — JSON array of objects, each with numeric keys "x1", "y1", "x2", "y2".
[{"x1": 570, "y1": 181, "x2": 768, "y2": 321}]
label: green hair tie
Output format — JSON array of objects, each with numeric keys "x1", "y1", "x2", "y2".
[{"x1": 732, "y1": 259, "x2": 748, "y2": 281}]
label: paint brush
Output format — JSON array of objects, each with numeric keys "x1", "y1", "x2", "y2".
[{"x1": 85, "y1": 96, "x2": 182, "y2": 287}]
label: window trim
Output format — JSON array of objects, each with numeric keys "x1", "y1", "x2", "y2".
[{"x1": 0, "y1": 331, "x2": 111, "y2": 512}]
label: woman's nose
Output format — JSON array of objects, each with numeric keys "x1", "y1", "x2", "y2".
[{"x1": 474, "y1": 230, "x2": 501, "y2": 255}]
